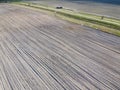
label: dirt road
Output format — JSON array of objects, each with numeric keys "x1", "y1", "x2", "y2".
[{"x1": 0, "y1": 4, "x2": 120, "y2": 90}]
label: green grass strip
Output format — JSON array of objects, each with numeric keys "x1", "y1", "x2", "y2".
[{"x1": 12, "y1": 2, "x2": 120, "y2": 36}]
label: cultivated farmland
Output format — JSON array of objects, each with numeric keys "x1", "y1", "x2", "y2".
[
  {"x1": 0, "y1": 4, "x2": 120, "y2": 90},
  {"x1": 26, "y1": 0, "x2": 120, "y2": 19}
]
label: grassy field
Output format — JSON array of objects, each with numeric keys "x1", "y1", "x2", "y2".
[{"x1": 12, "y1": 2, "x2": 120, "y2": 36}]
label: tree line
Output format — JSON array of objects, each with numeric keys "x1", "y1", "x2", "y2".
[{"x1": 0, "y1": 0, "x2": 20, "y2": 2}]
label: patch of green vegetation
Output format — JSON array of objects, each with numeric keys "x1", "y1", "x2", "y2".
[
  {"x1": 12, "y1": 2, "x2": 120, "y2": 36},
  {"x1": 57, "y1": 14, "x2": 120, "y2": 37}
]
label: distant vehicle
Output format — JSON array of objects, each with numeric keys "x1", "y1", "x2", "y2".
[{"x1": 56, "y1": 6, "x2": 63, "y2": 9}]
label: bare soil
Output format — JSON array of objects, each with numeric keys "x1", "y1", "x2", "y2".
[
  {"x1": 0, "y1": 4, "x2": 120, "y2": 90},
  {"x1": 26, "y1": 1, "x2": 120, "y2": 19}
]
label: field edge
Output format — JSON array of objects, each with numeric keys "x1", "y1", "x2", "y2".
[{"x1": 12, "y1": 2, "x2": 120, "y2": 37}]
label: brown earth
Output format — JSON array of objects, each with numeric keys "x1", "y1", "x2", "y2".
[{"x1": 0, "y1": 4, "x2": 120, "y2": 90}]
